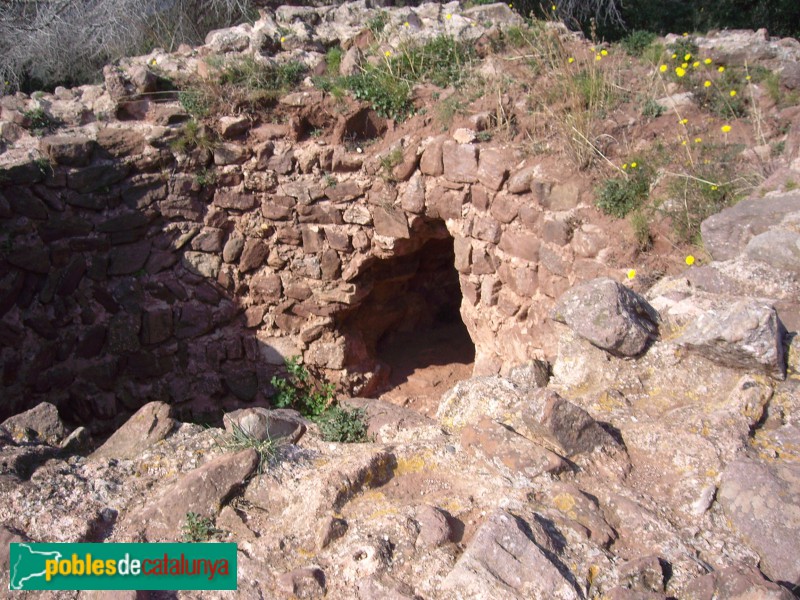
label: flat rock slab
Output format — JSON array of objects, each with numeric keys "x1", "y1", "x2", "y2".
[
  {"x1": 683, "y1": 564, "x2": 795, "y2": 600},
  {"x1": 718, "y1": 455, "x2": 800, "y2": 587},
  {"x1": 437, "y1": 375, "x2": 524, "y2": 432},
  {"x1": 551, "y1": 278, "x2": 659, "y2": 357},
  {"x1": 125, "y1": 448, "x2": 258, "y2": 541},
  {"x1": 460, "y1": 417, "x2": 567, "y2": 481},
  {"x1": 91, "y1": 401, "x2": 175, "y2": 461},
  {"x1": 442, "y1": 509, "x2": 581, "y2": 599},
  {"x1": 700, "y1": 191, "x2": 800, "y2": 261}
]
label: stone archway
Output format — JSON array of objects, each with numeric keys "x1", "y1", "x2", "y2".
[{"x1": 335, "y1": 221, "x2": 475, "y2": 412}]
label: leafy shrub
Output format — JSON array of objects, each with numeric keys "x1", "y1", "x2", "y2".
[
  {"x1": 642, "y1": 98, "x2": 664, "y2": 118},
  {"x1": 270, "y1": 356, "x2": 334, "y2": 418},
  {"x1": 22, "y1": 108, "x2": 56, "y2": 135},
  {"x1": 348, "y1": 67, "x2": 414, "y2": 122},
  {"x1": 596, "y1": 162, "x2": 652, "y2": 218},
  {"x1": 182, "y1": 512, "x2": 222, "y2": 542},
  {"x1": 620, "y1": 30, "x2": 656, "y2": 56},
  {"x1": 346, "y1": 35, "x2": 475, "y2": 122},
  {"x1": 317, "y1": 406, "x2": 371, "y2": 443},
  {"x1": 179, "y1": 90, "x2": 213, "y2": 118}
]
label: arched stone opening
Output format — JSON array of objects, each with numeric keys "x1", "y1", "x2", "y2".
[{"x1": 336, "y1": 224, "x2": 475, "y2": 412}]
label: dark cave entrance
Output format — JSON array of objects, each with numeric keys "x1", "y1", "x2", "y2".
[{"x1": 338, "y1": 231, "x2": 475, "y2": 413}]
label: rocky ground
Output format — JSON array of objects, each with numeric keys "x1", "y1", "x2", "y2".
[
  {"x1": 2, "y1": 185, "x2": 799, "y2": 598},
  {"x1": 1, "y1": 1, "x2": 800, "y2": 598}
]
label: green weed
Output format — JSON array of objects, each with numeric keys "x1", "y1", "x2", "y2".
[
  {"x1": 596, "y1": 162, "x2": 652, "y2": 218},
  {"x1": 317, "y1": 406, "x2": 371, "y2": 443},
  {"x1": 182, "y1": 512, "x2": 222, "y2": 542},
  {"x1": 270, "y1": 356, "x2": 334, "y2": 418},
  {"x1": 620, "y1": 30, "x2": 657, "y2": 57}
]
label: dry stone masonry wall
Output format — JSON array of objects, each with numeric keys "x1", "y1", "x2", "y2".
[{"x1": 0, "y1": 2, "x2": 642, "y2": 427}]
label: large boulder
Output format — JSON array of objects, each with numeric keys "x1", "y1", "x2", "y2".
[
  {"x1": 551, "y1": 278, "x2": 659, "y2": 357},
  {"x1": 675, "y1": 299, "x2": 786, "y2": 379},
  {"x1": 1, "y1": 402, "x2": 68, "y2": 445}
]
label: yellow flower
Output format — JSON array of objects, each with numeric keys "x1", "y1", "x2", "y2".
[
  {"x1": 721, "y1": 124, "x2": 731, "y2": 133},
  {"x1": 681, "y1": 62, "x2": 688, "y2": 69},
  {"x1": 445, "y1": 13, "x2": 452, "y2": 19},
  {"x1": 280, "y1": 36, "x2": 285, "y2": 43},
  {"x1": 627, "y1": 269, "x2": 636, "y2": 279},
  {"x1": 622, "y1": 163, "x2": 628, "y2": 170},
  {"x1": 704, "y1": 80, "x2": 711, "y2": 87},
  {"x1": 595, "y1": 54, "x2": 602, "y2": 61},
  {"x1": 685, "y1": 255, "x2": 695, "y2": 265},
  {"x1": 684, "y1": 53, "x2": 692, "y2": 61},
  {"x1": 681, "y1": 140, "x2": 687, "y2": 146},
  {"x1": 551, "y1": 4, "x2": 556, "y2": 9},
  {"x1": 704, "y1": 58, "x2": 712, "y2": 65},
  {"x1": 671, "y1": 53, "x2": 677, "y2": 59},
  {"x1": 568, "y1": 57, "x2": 575, "y2": 64},
  {"x1": 682, "y1": 32, "x2": 688, "y2": 37},
  {"x1": 404, "y1": 21, "x2": 409, "y2": 27},
  {"x1": 695, "y1": 137, "x2": 702, "y2": 143},
  {"x1": 631, "y1": 161, "x2": 638, "y2": 168},
  {"x1": 730, "y1": 90, "x2": 737, "y2": 97},
  {"x1": 384, "y1": 50, "x2": 392, "y2": 57},
  {"x1": 718, "y1": 66, "x2": 725, "y2": 72},
  {"x1": 680, "y1": 118, "x2": 688, "y2": 124},
  {"x1": 675, "y1": 67, "x2": 686, "y2": 77},
  {"x1": 693, "y1": 61, "x2": 700, "y2": 68},
  {"x1": 710, "y1": 185, "x2": 718, "y2": 191},
  {"x1": 601, "y1": 49, "x2": 608, "y2": 56},
  {"x1": 659, "y1": 64, "x2": 667, "y2": 72}
]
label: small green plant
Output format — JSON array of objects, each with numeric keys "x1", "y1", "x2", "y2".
[
  {"x1": 216, "y1": 422, "x2": 279, "y2": 474},
  {"x1": 317, "y1": 405, "x2": 371, "y2": 443},
  {"x1": 23, "y1": 108, "x2": 55, "y2": 135},
  {"x1": 325, "y1": 175, "x2": 338, "y2": 188},
  {"x1": 642, "y1": 98, "x2": 664, "y2": 118},
  {"x1": 596, "y1": 162, "x2": 652, "y2": 218},
  {"x1": 367, "y1": 11, "x2": 388, "y2": 37},
  {"x1": 620, "y1": 30, "x2": 657, "y2": 57},
  {"x1": 270, "y1": 356, "x2": 334, "y2": 418},
  {"x1": 785, "y1": 179, "x2": 797, "y2": 191},
  {"x1": 34, "y1": 157, "x2": 53, "y2": 176},
  {"x1": 179, "y1": 89, "x2": 213, "y2": 118},
  {"x1": 171, "y1": 119, "x2": 217, "y2": 153},
  {"x1": 630, "y1": 210, "x2": 652, "y2": 251},
  {"x1": 346, "y1": 35, "x2": 475, "y2": 122},
  {"x1": 182, "y1": 512, "x2": 222, "y2": 542},
  {"x1": 195, "y1": 168, "x2": 218, "y2": 186},
  {"x1": 325, "y1": 46, "x2": 344, "y2": 75},
  {"x1": 379, "y1": 147, "x2": 404, "y2": 176}
]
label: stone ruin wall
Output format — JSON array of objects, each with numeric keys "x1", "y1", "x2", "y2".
[{"x1": 0, "y1": 43, "x2": 619, "y2": 432}]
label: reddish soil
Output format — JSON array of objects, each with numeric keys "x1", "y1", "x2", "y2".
[{"x1": 377, "y1": 321, "x2": 475, "y2": 418}]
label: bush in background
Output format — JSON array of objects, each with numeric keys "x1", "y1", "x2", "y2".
[{"x1": 0, "y1": 0, "x2": 253, "y2": 93}]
